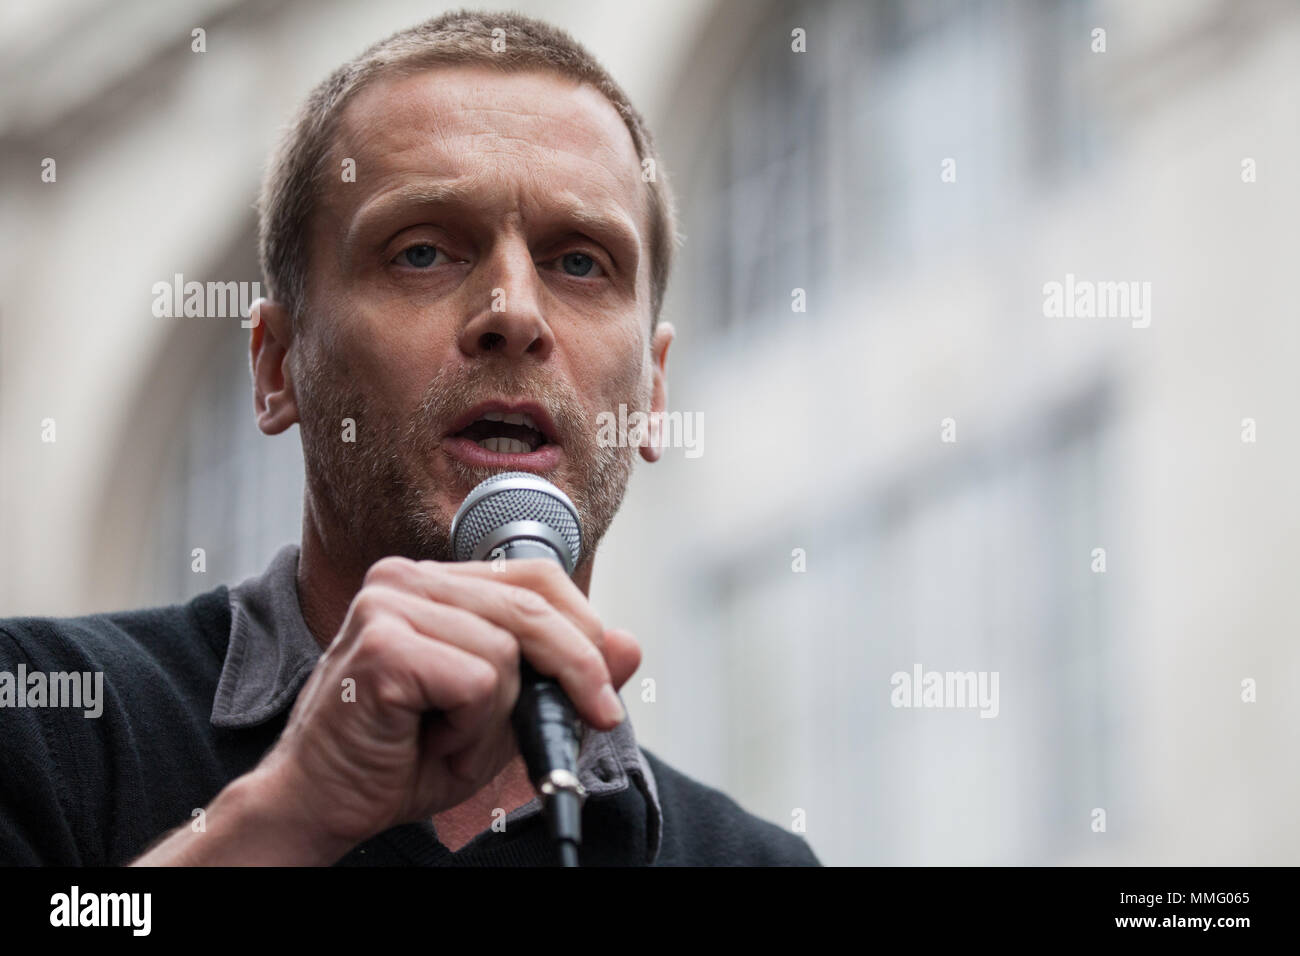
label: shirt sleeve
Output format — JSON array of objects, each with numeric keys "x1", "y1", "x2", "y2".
[{"x1": 0, "y1": 626, "x2": 84, "y2": 865}]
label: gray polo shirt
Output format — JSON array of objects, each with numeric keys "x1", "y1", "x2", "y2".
[{"x1": 210, "y1": 542, "x2": 663, "y2": 861}]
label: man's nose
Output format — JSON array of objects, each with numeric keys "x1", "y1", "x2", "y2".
[{"x1": 457, "y1": 239, "x2": 555, "y2": 361}]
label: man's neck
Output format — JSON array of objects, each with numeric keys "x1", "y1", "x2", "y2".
[
  {"x1": 296, "y1": 518, "x2": 367, "y2": 653},
  {"x1": 432, "y1": 757, "x2": 538, "y2": 852}
]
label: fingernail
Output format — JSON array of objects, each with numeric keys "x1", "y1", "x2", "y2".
[{"x1": 599, "y1": 686, "x2": 626, "y2": 725}]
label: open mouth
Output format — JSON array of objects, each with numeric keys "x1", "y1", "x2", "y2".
[{"x1": 453, "y1": 411, "x2": 550, "y2": 454}]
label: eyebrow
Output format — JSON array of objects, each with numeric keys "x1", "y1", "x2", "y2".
[{"x1": 344, "y1": 180, "x2": 643, "y2": 268}]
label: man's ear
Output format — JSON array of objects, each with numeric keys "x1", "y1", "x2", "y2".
[
  {"x1": 640, "y1": 321, "x2": 675, "y2": 463},
  {"x1": 249, "y1": 298, "x2": 300, "y2": 435}
]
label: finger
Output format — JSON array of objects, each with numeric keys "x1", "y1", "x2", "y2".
[
  {"x1": 393, "y1": 567, "x2": 606, "y2": 665},
  {"x1": 601, "y1": 627, "x2": 642, "y2": 689},
  {"x1": 356, "y1": 617, "x2": 502, "y2": 743},
  {"x1": 444, "y1": 730, "x2": 518, "y2": 790},
  {"x1": 415, "y1": 715, "x2": 519, "y2": 811},
  {"x1": 433, "y1": 559, "x2": 602, "y2": 647},
  {"x1": 368, "y1": 585, "x2": 520, "y2": 677},
  {"x1": 380, "y1": 566, "x2": 622, "y2": 730},
  {"x1": 370, "y1": 557, "x2": 605, "y2": 659},
  {"x1": 419, "y1": 707, "x2": 515, "y2": 764}
]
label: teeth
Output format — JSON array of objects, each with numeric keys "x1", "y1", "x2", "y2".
[
  {"x1": 477, "y1": 411, "x2": 538, "y2": 430},
  {"x1": 476, "y1": 437, "x2": 531, "y2": 454},
  {"x1": 500, "y1": 412, "x2": 538, "y2": 429}
]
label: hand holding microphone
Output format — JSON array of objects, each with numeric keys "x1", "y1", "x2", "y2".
[{"x1": 236, "y1": 475, "x2": 639, "y2": 865}]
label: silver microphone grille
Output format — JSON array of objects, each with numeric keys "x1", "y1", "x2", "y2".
[{"x1": 449, "y1": 471, "x2": 582, "y2": 570}]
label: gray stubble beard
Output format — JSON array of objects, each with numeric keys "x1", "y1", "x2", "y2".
[{"x1": 297, "y1": 354, "x2": 643, "y2": 573}]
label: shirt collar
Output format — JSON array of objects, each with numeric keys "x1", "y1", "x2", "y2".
[{"x1": 211, "y1": 542, "x2": 661, "y2": 862}]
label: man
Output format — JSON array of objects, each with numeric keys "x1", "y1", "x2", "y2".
[{"x1": 0, "y1": 10, "x2": 819, "y2": 866}]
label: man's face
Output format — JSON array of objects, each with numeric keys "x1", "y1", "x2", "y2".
[{"x1": 289, "y1": 64, "x2": 668, "y2": 570}]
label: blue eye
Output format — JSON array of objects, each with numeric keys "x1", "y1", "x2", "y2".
[
  {"x1": 560, "y1": 252, "x2": 599, "y2": 277},
  {"x1": 400, "y1": 244, "x2": 441, "y2": 268}
]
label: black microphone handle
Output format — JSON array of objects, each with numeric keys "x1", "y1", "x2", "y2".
[
  {"x1": 512, "y1": 660, "x2": 584, "y2": 854},
  {"x1": 493, "y1": 536, "x2": 586, "y2": 864},
  {"x1": 494, "y1": 537, "x2": 584, "y2": 787},
  {"x1": 513, "y1": 660, "x2": 583, "y2": 783}
]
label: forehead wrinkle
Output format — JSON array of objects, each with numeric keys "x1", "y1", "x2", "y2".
[
  {"x1": 457, "y1": 105, "x2": 636, "y2": 165},
  {"x1": 453, "y1": 136, "x2": 648, "y2": 259},
  {"x1": 326, "y1": 70, "x2": 649, "y2": 276},
  {"x1": 343, "y1": 72, "x2": 643, "y2": 196},
  {"x1": 342, "y1": 179, "x2": 480, "y2": 255},
  {"x1": 344, "y1": 75, "x2": 625, "y2": 158},
  {"x1": 549, "y1": 188, "x2": 642, "y2": 252}
]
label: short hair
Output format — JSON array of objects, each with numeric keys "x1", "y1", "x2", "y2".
[{"x1": 257, "y1": 8, "x2": 679, "y2": 333}]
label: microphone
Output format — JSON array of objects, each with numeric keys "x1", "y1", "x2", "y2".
[{"x1": 448, "y1": 471, "x2": 587, "y2": 867}]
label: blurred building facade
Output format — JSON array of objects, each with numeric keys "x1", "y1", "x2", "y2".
[{"x1": 2, "y1": 0, "x2": 1297, "y2": 865}]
